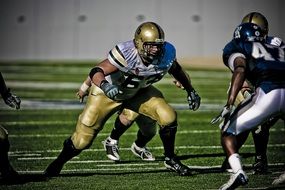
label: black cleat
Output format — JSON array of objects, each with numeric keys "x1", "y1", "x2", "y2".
[
  {"x1": 253, "y1": 157, "x2": 268, "y2": 174},
  {"x1": 44, "y1": 159, "x2": 64, "y2": 177},
  {"x1": 164, "y1": 156, "x2": 192, "y2": 176},
  {"x1": 219, "y1": 170, "x2": 248, "y2": 190}
]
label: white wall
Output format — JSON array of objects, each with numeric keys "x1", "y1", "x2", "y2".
[{"x1": 0, "y1": 0, "x2": 284, "y2": 60}]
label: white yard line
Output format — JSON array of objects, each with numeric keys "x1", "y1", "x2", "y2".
[
  {"x1": 7, "y1": 128, "x2": 284, "y2": 138},
  {"x1": 0, "y1": 100, "x2": 223, "y2": 111},
  {"x1": 8, "y1": 143, "x2": 285, "y2": 156}
]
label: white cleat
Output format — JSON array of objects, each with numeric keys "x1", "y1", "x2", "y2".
[{"x1": 131, "y1": 142, "x2": 155, "y2": 161}]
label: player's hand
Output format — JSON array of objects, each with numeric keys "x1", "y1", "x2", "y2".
[
  {"x1": 271, "y1": 37, "x2": 282, "y2": 47},
  {"x1": 210, "y1": 105, "x2": 233, "y2": 125},
  {"x1": 100, "y1": 80, "x2": 120, "y2": 100},
  {"x1": 76, "y1": 90, "x2": 88, "y2": 103},
  {"x1": 3, "y1": 90, "x2": 21, "y2": 109},
  {"x1": 187, "y1": 89, "x2": 201, "y2": 111},
  {"x1": 77, "y1": 82, "x2": 90, "y2": 103}
]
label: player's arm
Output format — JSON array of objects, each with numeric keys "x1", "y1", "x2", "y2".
[
  {"x1": 89, "y1": 59, "x2": 120, "y2": 100},
  {"x1": 226, "y1": 57, "x2": 246, "y2": 107},
  {"x1": 211, "y1": 56, "x2": 246, "y2": 124},
  {"x1": 168, "y1": 60, "x2": 194, "y2": 92},
  {"x1": 168, "y1": 61, "x2": 201, "y2": 111}
]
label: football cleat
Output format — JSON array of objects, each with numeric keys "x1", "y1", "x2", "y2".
[
  {"x1": 219, "y1": 170, "x2": 248, "y2": 190},
  {"x1": 252, "y1": 156, "x2": 268, "y2": 174},
  {"x1": 130, "y1": 142, "x2": 155, "y2": 161},
  {"x1": 272, "y1": 172, "x2": 285, "y2": 185},
  {"x1": 164, "y1": 156, "x2": 192, "y2": 176},
  {"x1": 102, "y1": 137, "x2": 120, "y2": 161},
  {"x1": 44, "y1": 159, "x2": 64, "y2": 177}
]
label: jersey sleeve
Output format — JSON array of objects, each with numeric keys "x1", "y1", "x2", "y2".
[
  {"x1": 107, "y1": 44, "x2": 129, "y2": 72},
  {"x1": 222, "y1": 40, "x2": 246, "y2": 72}
]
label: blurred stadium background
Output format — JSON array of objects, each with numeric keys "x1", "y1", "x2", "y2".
[{"x1": 0, "y1": 0, "x2": 284, "y2": 67}]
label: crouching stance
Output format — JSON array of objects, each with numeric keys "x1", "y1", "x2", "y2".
[
  {"x1": 44, "y1": 22, "x2": 200, "y2": 177},
  {"x1": 216, "y1": 23, "x2": 285, "y2": 190}
]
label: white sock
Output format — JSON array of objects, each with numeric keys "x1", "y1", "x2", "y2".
[{"x1": 228, "y1": 153, "x2": 243, "y2": 173}]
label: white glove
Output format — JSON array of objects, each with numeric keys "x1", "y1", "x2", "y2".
[
  {"x1": 210, "y1": 105, "x2": 233, "y2": 125},
  {"x1": 271, "y1": 37, "x2": 282, "y2": 47}
]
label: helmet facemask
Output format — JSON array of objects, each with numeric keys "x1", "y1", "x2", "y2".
[{"x1": 141, "y1": 41, "x2": 164, "y2": 63}]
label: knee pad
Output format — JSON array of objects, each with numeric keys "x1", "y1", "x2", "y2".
[
  {"x1": 156, "y1": 109, "x2": 177, "y2": 126},
  {"x1": 119, "y1": 109, "x2": 139, "y2": 126},
  {"x1": 71, "y1": 121, "x2": 97, "y2": 150}
]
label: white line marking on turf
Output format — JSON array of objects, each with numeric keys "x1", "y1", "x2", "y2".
[
  {"x1": 0, "y1": 100, "x2": 223, "y2": 111},
  {"x1": 7, "y1": 128, "x2": 285, "y2": 138}
]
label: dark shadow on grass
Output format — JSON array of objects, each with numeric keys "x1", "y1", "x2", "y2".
[
  {"x1": 174, "y1": 152, "x2": 256, "y2": 160},
  {"x1": 0, "y1": 173, "x2": 48, "y2": 186},
  {"x1": 58, "y1": 169, "x2": 170, "y2": 177}
]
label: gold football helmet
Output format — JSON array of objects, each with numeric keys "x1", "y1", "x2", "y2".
[
  {"x1": 134, "y1": 22, "x2": 165, "y2": 63},
  {"x1": 241, "y1": 12, "x2": 268, "y2": 35}
]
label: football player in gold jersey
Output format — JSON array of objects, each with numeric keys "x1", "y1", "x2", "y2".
[
  {"x1": 45, "y1": 22, "x2": 201, "y2": 177},
  {"x1": 77, "y1": 77, "x2": 157, "y2": 161}
]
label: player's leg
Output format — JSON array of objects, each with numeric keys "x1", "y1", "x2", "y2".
[
  {"x1": 0, "y1": 126, "x2": 19, "y2": 181},
  {"x1": 45, "y1": 87, "x2": 121, "y2": 176},
  {"x1": 102, "y1": 109, "x2": 137, "y2": 161},
  {"x1": 220, "y1": 88, "x2": 283, "y2": 189},
  {"x1": 221, "y1": 130, "x2": 250, "y2": 172},
  {"x1": 126, "y1": 86, "x2": 191, "y2": 176},
  {"x1": 131, "y1": 114, "x2": 156, "y2": 161}
]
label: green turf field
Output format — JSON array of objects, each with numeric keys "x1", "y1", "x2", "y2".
[{"x1": 0, "y1": 61, "x2": 284, "y2": 190}]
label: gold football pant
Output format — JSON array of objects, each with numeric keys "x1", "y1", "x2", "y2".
[{"x1": 71, "y1": 85, "x2": 176, "y2": 150}]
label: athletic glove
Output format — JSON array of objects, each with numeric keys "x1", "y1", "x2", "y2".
[
  {"x1": 3, "y1": 89, "x2": 21, "y2": 109},
  {"x1": 210, "y1": 105, "x2": 233, "y2": 125},
  {"x1": 100, "y1": 80, "x2": 120, "y2": 100},
  {"x1": 187, "y1": 89, "x2": 201, "y2": 111}
]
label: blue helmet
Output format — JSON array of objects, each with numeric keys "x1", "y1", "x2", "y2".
[{"x1": 233, "y1": 22, "x2": 265, "y2": 42}]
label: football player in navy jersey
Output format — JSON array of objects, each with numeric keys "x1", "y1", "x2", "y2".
[
  {"x1": 0, "y1": 72, "x2": 21, "y2": 182},
  {"x1": 217, "y1": 23, "x2": 285, "y2": 190},
  {"x1": 212, "y1": 12, "x2": 284, "y2": 174},
  {"x1": 45, "y1": 22, "x2": 201, "y2": 177}
]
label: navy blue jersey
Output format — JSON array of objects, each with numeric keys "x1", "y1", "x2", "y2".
[{"x1": 223, "y1": 37, "x2": 285, "y2": 93}]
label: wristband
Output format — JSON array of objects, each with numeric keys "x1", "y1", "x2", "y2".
[{"x1": 80, "y1": 82, "x2": 90, "y2": 92}]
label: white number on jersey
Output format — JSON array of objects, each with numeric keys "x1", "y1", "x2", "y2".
[{"x1": 252, "y1": 42, "x2": 274, "y2": 61}]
